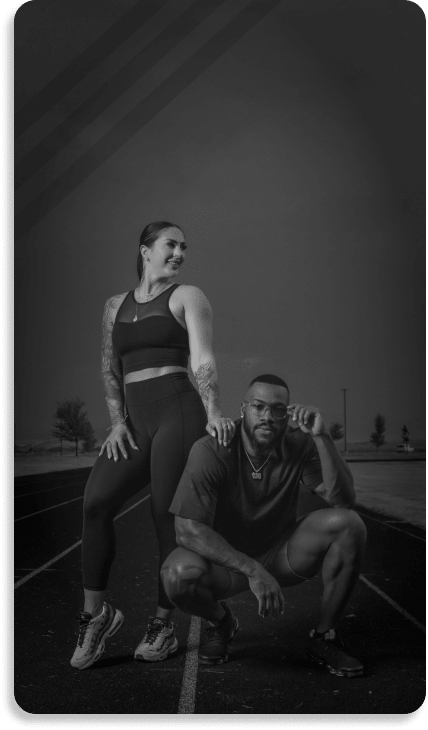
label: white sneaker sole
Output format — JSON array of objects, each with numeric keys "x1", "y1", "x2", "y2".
[
  {"x1": 71, "y1": 609, "x2": 124, "y2": 670},
  {"x1": 134, "y1": 637, "x2": 178, "y2": 662}
]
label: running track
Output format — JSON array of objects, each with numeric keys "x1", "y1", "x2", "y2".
[{"x1": 14, "y1": 467, "x2": 425, "y2": 715}]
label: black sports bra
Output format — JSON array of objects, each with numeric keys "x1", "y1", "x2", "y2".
[{"x1": 112, "y1": 284, "x2": 190, "y2": 376}]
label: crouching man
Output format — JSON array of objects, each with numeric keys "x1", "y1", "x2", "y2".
[{"x1": 161, "y1": 374, "x2": 367, "y2": 677}]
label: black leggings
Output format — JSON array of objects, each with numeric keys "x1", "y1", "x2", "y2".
[{"x1": 82, "y1": 372, "x2": 207, "y2": 608}]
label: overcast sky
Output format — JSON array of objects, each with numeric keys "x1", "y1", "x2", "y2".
[{"x1": 15, "y1": 0, "x2": 425, "y2": 443}]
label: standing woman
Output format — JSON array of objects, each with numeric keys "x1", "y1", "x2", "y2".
[{"x1": 71, "y1": 221, "x2": 235, "y2": 669}]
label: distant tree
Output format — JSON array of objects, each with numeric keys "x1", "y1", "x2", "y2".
[
  {"x1": 52, "y1": 398, "x2": 93, "y2": 456},
  {"x1": 401, "y1": 424, "x2": 410, "y2": 445},
  {"x1": 51, "y1": 409, "x2": 67, "y2": 456},
  {"x1": 82, "y1": 422, "x2": 98, "y2": 453},
  {"x1": 329, "y1": 421, "x2": 344, "y2": 442},
  {"x1": 369, "y1": 413, "x2": 386, "y2": 452}
]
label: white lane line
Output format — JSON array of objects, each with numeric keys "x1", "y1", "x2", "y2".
[
  {"x1": 356, "y1": 510, "x2": 425, "y2": 542},
  {"x1": 14, "y1": 495, "x2": 151, "y2": 589},
  {"x1": 16, "y1": 569, "x2": 61, "y2": 572},
  {"x1": 359, "y1": 575, "x2": 425, "y2": 633},
  {"x1": 15, "y1": 482, "x2": 86, "y2": 498},
  {"x1": 177, "y1": 616, "x2": 202, "y2": 714},
  {"x1": 15, "y1": 496, "x2": 84, "y2": 522}
]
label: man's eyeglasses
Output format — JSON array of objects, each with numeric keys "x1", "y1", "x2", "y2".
[{"x1": 243, "y1": 401, "x2": 289, "y2": 420}]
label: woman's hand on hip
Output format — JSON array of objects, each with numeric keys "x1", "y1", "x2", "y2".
[
  {"x1": 99, "y1": 423, "x2": 139, "y2": 462},
  {"x1": 206, "y1": 416, "x2": 236, "y2": 446}
]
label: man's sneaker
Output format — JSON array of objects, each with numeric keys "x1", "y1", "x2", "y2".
[
  {"x1": 134, "y1": 618, "x2": 178, "y2": 662},
  {"x1": 198, "y1": 601, "x2": 239, "y2": 665},
  {"x1": 70, "y1": 602, "x2": 124, "y2": 670},
  {"x1": 306, "y1": 629, "x2": 363, "y2": 677}
]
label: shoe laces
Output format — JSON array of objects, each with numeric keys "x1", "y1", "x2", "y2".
[
  {"x1": 75, "y1": 611, "x2": 92, "y2": 648},
  {"x1": 144, "y1": 619, "x2": 167, "y2": 645},
  {"x1": 316, "y1": 632, "x2": 347, "y2": 658},
  {"x1": 204, "y1": 621, "x2": 227, "y2": 644},
  {"x1": 204, "y1": 625, "x2": 217, "y2": 641}
]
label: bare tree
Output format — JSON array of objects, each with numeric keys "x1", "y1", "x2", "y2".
[
  {"x1": 370, "y1": 413, "x2": 386, "y2": 452},
  {"x1": 82, "y1": 423, "x2": 98, "y2": 453},
  {"x1": 51, "y1": 406, "x2": 67, "y2": 456},
  {"x1": 329, "y1": 421, "x2": 344, "y2": 442},
  {"x1": 401, "y1": 424, "x2": 410, "y2": 445},
  {"x1": 52, "y1": 398, "x2": 93, "y2": 456}
]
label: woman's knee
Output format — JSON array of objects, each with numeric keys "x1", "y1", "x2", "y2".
[
  {"x1": 160, "y1": 548, "x2": 208, "y2": 603},
  {"x1": 83, "y1": 493, "x2": 116, "y2": 523}
]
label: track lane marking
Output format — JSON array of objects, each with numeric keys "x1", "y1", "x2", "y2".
[
  {"x1": 178, "y1": 616, "x2": 201, "y2": 714},
  {"x1": 175, "y1": 574, "x2": 425, "y2": 716},
  {"x1": 359, "y1": 575, "x2": 425, "y2": 633},
  {"x1": 15, "y1": 481, "x2": 425, "y2": 539},
  {"x1": 15, "y1": 495, "x2": 84, "y2": 521},
  {"x1": 14, "y1": 495, "x2": 151, "y2": 588},
  {"x1": 15, "y1": 482, "x2": 86, "y2": 499},
  {"x1": 15, "y1": 491, "x2": 424, "y2": 543},
  {"x1": 356, "y1": 509, "x2": 425, "y2": 542}
]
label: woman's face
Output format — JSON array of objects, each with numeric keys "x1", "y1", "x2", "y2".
[{"x1": 142, "y1": 226, "x2": 187, "y2": 278}]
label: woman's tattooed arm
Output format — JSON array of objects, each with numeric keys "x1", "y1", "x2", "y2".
[
  {"x1": 194, "y1": 361, "x2": 221, "y2": 419},
  {"x1": 178, "y1": 284, "x2": 235, "y2": 445},
  {"x1": 101, "y1": 294, "x2": 127, "y2": 427},
  {"x1": 178, "y1": 286, "x2": 222, "y2": 419}
]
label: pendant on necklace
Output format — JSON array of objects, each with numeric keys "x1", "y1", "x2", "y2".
[
  {"x1": 251, "y1": 472, "x2": 262, "y2": 480},
  {"x1": 133, "y1": 315, "x2": 138, "y2": 322}
]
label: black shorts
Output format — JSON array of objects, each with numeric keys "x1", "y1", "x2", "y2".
[{"x1": 212, "y1": 516, "x2": 309, "y2": 600}]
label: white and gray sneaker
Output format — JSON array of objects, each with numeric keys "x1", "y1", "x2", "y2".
[
  {"x1": 134, "y1": 618, "x2": 178, "y2": 662},
  {"x1": 70, "y1": 602, "x2": 124, "y2": 670}
]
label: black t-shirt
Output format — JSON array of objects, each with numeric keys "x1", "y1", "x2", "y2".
[{"x1": 170, "y1": 420, "x2": 323, "y2": 558}]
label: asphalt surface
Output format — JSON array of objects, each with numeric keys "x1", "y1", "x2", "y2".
[{"x1": 14, "y1": 467, "x2": 426, "y2": 715}]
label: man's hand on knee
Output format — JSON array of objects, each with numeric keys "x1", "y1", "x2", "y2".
[{"x1": 247, "y1": 562, "x2": 285, "y2": 619}]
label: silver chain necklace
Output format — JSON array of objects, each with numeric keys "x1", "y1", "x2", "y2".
[
  {"x1": 243, "y1": 447, "x2": 273, "y2": 480},
  {"x1": 132, "y1": 283, "x2": 172, "y2": 322}
]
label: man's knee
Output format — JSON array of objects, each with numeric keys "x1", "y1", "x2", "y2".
[
  {"x1": 160, "y1": 548, "x2": 208, "y2": 604},
  {"x1": 323, "y1": 508, "x2": 367, "y2": 546},
  {"x1": 306, "y1": 508, "x2": 366, "y2": 542}
]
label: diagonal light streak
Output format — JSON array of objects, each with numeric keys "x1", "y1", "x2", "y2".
[
  {"x1": 15, "y1": 0, "x2": 225, "y2": 189},
  {"x1": 15, "y1": 0, "x2": 171, "y2": 137},
  {"x1": 15, "y1": 0, "x2": 283, "y2": 240}
]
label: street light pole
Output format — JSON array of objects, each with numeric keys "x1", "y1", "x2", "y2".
[{"x1": 341, "y1": 388, "x2": 348, "y2": 453}]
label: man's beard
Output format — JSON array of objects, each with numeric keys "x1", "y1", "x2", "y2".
[{"x1": 242, "y1": 417, "x2": 282, "y2": 453}]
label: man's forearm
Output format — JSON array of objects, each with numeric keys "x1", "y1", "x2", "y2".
[
  {"x1": 313, "y1": 433, "x2": 356, "y2": 507},
  {"x1": 177, "y1": 520, "x2": 257, "y2": 577}
]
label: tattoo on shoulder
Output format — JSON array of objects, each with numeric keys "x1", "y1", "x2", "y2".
[{"x1": 103, "y1": 292, "x2": 127, "y2": 326}]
